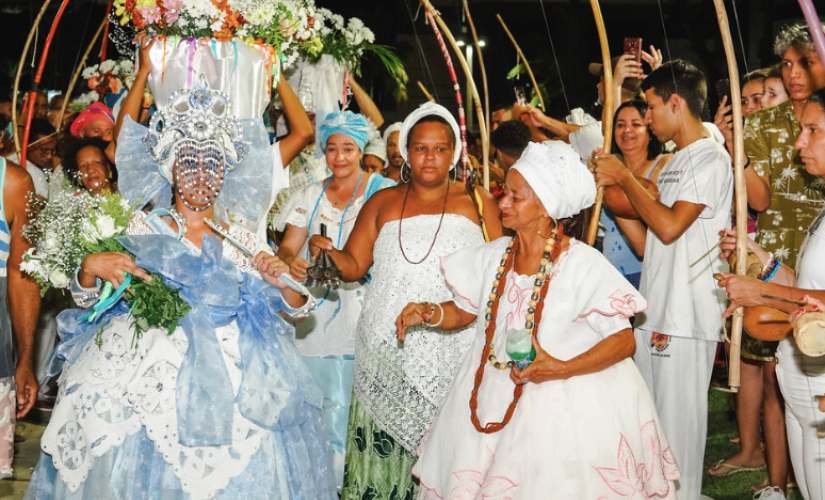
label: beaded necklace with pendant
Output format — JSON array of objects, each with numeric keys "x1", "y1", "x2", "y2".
[{"x1": 469, "y1": 223, "x2": 563, "y2": 434}]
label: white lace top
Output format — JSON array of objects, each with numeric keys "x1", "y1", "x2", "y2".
[{"x1": 353, "y1": 214, "x2": 484, "y2": 453}]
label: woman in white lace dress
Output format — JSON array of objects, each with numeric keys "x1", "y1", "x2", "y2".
[
  {"x1": 24, "y1": 76, "x2": 336, "y2": 500},
  {"x1": 396, "y1": 141, "x2": 679, "y2": 499},
  {"x1": 274, "y1": 111, "x2": 394, "y2": 490},
  {"x1": 309, "y1": 103, "x2": 505, "y2": 499}
]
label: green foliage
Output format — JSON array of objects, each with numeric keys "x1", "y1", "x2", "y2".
[{"x1": 124, "y1": 272, "x2": 191, "y2": 347}]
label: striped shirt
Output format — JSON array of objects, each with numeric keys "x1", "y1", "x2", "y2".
[{"x1": 0, "y1": 158, "x2": 10, "y2": 277}]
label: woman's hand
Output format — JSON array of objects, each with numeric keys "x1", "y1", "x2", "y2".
[
  {"x1": 718, "y1": 228, "x2": 768, "y2": 263},
  {"x1": 510, "y1": 335, "x2": 567, "y2": 385},
  {"x1": 134, "y1": 33, "x2": 155, "y2": 75},
  {"x1": 790, "y1": 295, "x2": 825, "y2": 328},
  {"x1": 641, "y1": 44, "x2": 663, "y2": 72},
  {"x1": 80, "y1": 252, "x2": 153, "y2": 290},
  {"x1": 308, "y1": 234, "x2": 334, "y2": 258},
  {"x1": 714, "y1": 97, "x2": 733, "y2": 145},
  {"x1": 252, "y1": 251, "x2": 291, "y2": 289},
  {"x1": 395, "y1": 302, "x2": 434, "y2": 341},
  {"x1": 613, "y1": 53, "x2": 644, "y2": 88},
  {"x1": 284, "y1": 256, "x2": 310, "y2": 282},
  {"x1": 717, "y1": 273, "x2": 768, "y2": 317}
]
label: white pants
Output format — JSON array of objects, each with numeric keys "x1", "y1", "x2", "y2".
[
  {"x1": 775, "y1": 348, "x2": 825, "y2": 500},
  {"x1": 633, "y1": 329, "x2": 717, "y2": 500}
]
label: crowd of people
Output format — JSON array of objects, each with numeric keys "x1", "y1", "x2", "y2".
[{"x1": 0, "y1": 13, "x2": 823, "y2": 500}]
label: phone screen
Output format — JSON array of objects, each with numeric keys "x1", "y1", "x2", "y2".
[{"x1": 514, "y1": 87, "x2": 527, "y2": 107}]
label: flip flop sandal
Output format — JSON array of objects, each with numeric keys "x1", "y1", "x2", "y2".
[{"x1": 708, "y1": 459, "x2": 766, "y2": 477}]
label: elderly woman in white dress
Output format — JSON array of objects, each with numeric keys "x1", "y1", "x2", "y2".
[{"x1": 396, "y1": 141, "x2": 679, "y2": 499}]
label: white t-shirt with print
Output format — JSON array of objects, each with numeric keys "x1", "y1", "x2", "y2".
[
  {"x1": 778, "y1": 207, "x2": 825, "y2": 358},
  {"x1": 635, "y1": 137, "x2": 733, "y2": 341}
]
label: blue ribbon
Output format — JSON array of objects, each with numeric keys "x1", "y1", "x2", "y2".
[{"x1": 52, "y1": 232, "x2": 322, "y2": 447}]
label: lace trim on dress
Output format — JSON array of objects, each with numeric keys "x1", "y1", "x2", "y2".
[{"x1": 41, "y1": 211, "x2": 278, "y2": 499}]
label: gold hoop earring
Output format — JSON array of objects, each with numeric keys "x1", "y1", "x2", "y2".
[{"x1": 537, "y1": 215, "x2": 557, "y2": 238}]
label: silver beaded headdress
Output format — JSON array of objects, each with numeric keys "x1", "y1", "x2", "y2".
[{"x1": 143, "y1": 73, "x2": 250, "y2": 181}]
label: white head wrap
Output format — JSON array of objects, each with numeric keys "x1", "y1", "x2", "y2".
[
  {"x1": 364, "y1": 126, "x2": 387, "y2": 162},
  {"x1": 382, "y1": 122, "x2": 402, "y2": 145},
  {"x1": 511, "y1": 141, "x2": 597, "y2": 220},
  {"x1": 398, "y1": 102, "x2": 462, "y2": 169}
]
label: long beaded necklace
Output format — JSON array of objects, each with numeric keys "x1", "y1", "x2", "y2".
[
  {"x1": 469, "y1": 223, "x2": 563, "y2": 434},
  {"x1": 398, "y1": 180, "x2": 451, "y2": 265},
  {"x1": 304, "y1": 170, "x2": 363, "y2": 305}
]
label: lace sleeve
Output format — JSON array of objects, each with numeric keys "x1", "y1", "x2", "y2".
[
  {"x1": 126, "y1": 211, "x2": 155, "y2": 236},
  {"x1": 226, "y1": 224, "x2": 273, "y2": 273},
  {"x1": 272, "y1": 183, "x2": 315, "y2": 232}
]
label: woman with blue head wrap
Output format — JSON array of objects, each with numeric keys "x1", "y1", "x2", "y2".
[{"x1": 273, "y1": 110, "x2": 395, "y2": 491}]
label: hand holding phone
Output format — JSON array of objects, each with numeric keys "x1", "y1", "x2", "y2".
[
  {"x1": 514, "y1": 87, "x2": 527, "y2": 107},
  {"x1": 714, "y1": 78, "x2": 732, "y2": 117},
  {"x1": 624, "y1": 37, "x2": 643, "y2": 65}
]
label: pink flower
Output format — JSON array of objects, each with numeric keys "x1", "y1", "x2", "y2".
[
  {"x1": 164, "y1": 9, "x2": 179, "y2": 25},
  {"x1": 87, "y1": 76, "x2": 100, "y2": 90},
  {"x1": 108, "y1": 78, "x2": 123, "y2": 95},
  {"x1": 163, "y1": 0, "x2": 181, "y2": 24},
  {"x1": 139, "y1": 6, "x2": 161, "y2": 25}
]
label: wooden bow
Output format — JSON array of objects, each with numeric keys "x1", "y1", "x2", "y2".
[
  {"x1": 56, "y1": 16, "x2": 109, "y2": 133},
  {"x1": 12, "y1": 0, "x2": 57, "y2": 154},
  {"x1": 713, "y1": 0, "x2": 746, "y2": 391},
  {"x1": 15, "y1": 0, "x2": 72, "y2": 167},
  {"x1": 464, "y1": 0, "x2": 490, "y2": 190},
  {"x1": 496, "y1": 14, "x2": 545, "y2": 111},
  {"x1": 584, "y1": 0, "x2": 614, "y2": 245},
  {"x1": 419, "y1": 0, "x2": 490, "y2": 191}
]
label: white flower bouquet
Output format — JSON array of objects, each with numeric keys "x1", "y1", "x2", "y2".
[
  {"x1": 22, "y1": 191, "x2": 190, "y2": 345},
  {"x1": 22, "y1": 191, "x2": 131, "y2": 294}
]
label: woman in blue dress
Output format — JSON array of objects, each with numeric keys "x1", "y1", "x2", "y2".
[{"x1": 24, "y1": 75, "x2": 336, "y2": 500}]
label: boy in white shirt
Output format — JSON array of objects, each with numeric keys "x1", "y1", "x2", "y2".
[{"x1": 592, "y1": 59, "x2": 733, "y2": 500}]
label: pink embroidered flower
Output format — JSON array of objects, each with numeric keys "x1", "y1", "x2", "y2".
[
  {"x1": 609, "y1": 291, "x2": 638, "y2": 318},
  {"x1": 594, "y1": 421, "x2": 679, "y2": 499},
  {"x1": 504, "y1": 278, "x2": 531, "y2": 332},
  {"x1": 449, "y1": 446, "x2": 518, "y2": 500}
]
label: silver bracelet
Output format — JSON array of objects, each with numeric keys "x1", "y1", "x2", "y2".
[
  {"x1": 286, "y1": 294, "x2": 316, "y2": 319},
  {"x1": 430, "y1": 302, "x2": 444, "y2": 328},
  {"x1": 72, "y1": 269, "x2": 102, "y2": 309}
]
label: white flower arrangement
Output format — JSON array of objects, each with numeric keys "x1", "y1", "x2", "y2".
[{"x1": 22, "y1": 191, "x2": 131, "y2": 295}]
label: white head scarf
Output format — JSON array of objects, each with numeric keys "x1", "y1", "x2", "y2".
[
  {"x1": 511, "y1": 141, "x2": 597, "y2": 220},
  {"x1": 398, "y1": 102, "x2": 462, "y2": 169},
  {"x1": 382, "y1": 122, "x2": 403, "y2": 145}
]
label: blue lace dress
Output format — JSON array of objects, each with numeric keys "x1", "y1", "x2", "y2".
[{"x1": 24, "y1": 212, "x2": 336, "y2": 500}]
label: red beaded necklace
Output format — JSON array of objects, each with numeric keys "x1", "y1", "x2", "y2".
[{"x1": 469, "y1": 223, "x2": 563, "y2": 434}]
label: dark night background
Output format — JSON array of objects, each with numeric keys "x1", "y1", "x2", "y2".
[{"x1": 0, "y1": 0, "x2": 819, "y2": 128}]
